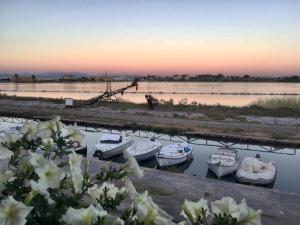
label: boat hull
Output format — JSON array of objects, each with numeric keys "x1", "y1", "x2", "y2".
[
  {"x1": 73, "y1": 146, "x2": 87, "y2": 157},
  {"x1": 207, "y1": 163, "x2": 239, "y2": 178},
  {"x1": 134, "y1": 146, "x2": 160, "y2": 161},
  {"x1": 156, "y1": 152, "x2": 192, "y2": 167},
  {"x1": 94, "y1": 140, "x2": 133, "y2": 159},
  {"x1": 236, "y1": 168, "x2": 277, "y2": 185}
]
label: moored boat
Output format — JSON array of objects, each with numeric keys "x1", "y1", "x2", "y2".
[
  {"x1": 207, "y1": 148, "x2": 239, "y2": 178},
  {"x1": 125, "y1": 140, "x2": 162, "y2": 161},
  {"x1": 156, "y1": 142, "x2": 192, "y2": 167},
  {"x1": 236, "y1": 156, "x2": 276, "y2": 185},
  {"x1": 94, "y1": 133, "x2": 133, "y2": 159}
]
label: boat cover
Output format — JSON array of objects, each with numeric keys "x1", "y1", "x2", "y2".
[
  {"x1": 237, "y1": 157, "x2": 276, "y2": 180},
  {"x1": 126, "y1": 141, "x2": 161, "y2": 156},
  {"x1": 210, "y1": 155, "x2": 236, "y2": 166},
  {"x1": 100, "y1": 133, "x2": 121, "y2": 142},
  {"x1": 158, "y1": 143, "x2": 190, "y2": 158}
]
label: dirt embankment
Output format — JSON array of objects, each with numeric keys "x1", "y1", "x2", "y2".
[{"x1": 0, "y1": 98, "x2": 299, "y2": 147}]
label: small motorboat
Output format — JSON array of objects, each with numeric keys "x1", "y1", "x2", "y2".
[
  {"x1": 125, "y1": 140, "x2": 162, "y2": 161},
  {"x1": 207, "y1": 148, "x2": 240, "y2": 178},
  {"x1": 94, "y1": 133, "x2": 133, "y2": 159},
  {"x1": 236, "y1": 156, "x2": 276, "y2": 185},
  {"x1": 156, "y1": 142, "x2": 193, "y2": 167}
]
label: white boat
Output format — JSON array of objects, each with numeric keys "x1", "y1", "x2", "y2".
[
  {"x1": 125, "y1": 140, "x2": 162, "y2": 161},
  {"x1": 94, "y1": 133, "x2": 133, "y2": 159},
  {"x1": 207, "y1": 148, "x2": 240, "y2": 178},
  {"x1": 156, "y1": 142, "x2": 193, "y2": 167},
  {"x1": 236, "y1": 157, "x2": 276, "y2": 185}
]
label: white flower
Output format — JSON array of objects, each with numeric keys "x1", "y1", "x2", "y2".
[
  {"x1": 22, "y1": 120, "x2": 37, "y2": 140},
  {"x1": 0, "y1": 196, "x2": 33, "y2": 225},
  {"x1": 0, "y1": 170, "x2": 15, "y2": 192},
  {"x1": 181, "y1": 199, "x2": 209, "y2": 223},
  {"x1": 47, "y1": 116, "x2": 63, "y2": 133},
  {"x1": 69, "y1": 151, "x2": 83, "y2": 170},
  {"x1": 135, "y1": 191, "x2": 172, "y2": 222},
  {"x1": 0, "y1": 134, "x2": 16, "y2": 160},
  {"x1": 67, "y1": 124, "x2": 84, "y2": 146},
  {"x1": 41, "y1": 138, "x2": 54, "y2": 150},
  {"x1": 211, "y1": 197, "x2": 240, "y2": 219},
  {"x1": 29, "y1": 152, "x2": 47, "y2": 168},
  {"x1": 30, "y1": 180, "x2": 55, "y2": 204},
  {"x1": 123, "y1": 177, "x2": 139, "y2": 199},
  {"x1": 34, "y1": 121, "x2": 52, "y2": 140},
  {"x1": 69, "y1": 151, "x2": 83, "y2": 193},
  {"x1": 61, "y1": 205, "x2": 106, "y2": 225},
  {"x1": 0, "y1": 144, "x2": 13, "y2": 160},
  {"x1": 88, "y1": 182, "x2": 125, "y2": 203},
  {"x1": 135, "y1": 203, "x2": 171, "y2": 225},
  {"x1": 35, "y1": 160, "x2": 66, "y2": 189},
  {"x1": 113, "y1": 217, "x2": 125, "y2": 225},
  {"x1": 123, "y1": 150, "x2": 144, "y2": 179},
  {"x1": 238, "y1": 199, "x2": 262, "y2": 225}
]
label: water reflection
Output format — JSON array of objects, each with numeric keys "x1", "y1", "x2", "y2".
[{"x1": 1, "y1": 82, "x2": 300, "y2": 106}]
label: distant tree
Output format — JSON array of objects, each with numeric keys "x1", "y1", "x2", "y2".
[
  {"x1": 32, "y1": 75, "x2": 36, "y2": 80},
  {"x1": 14, "y1": 74, "x2": 19, "y2": 82},
  {"x1": 243, "y1": 74, "x2": 250, "y2": 78}
]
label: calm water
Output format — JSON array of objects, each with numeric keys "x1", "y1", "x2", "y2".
[
  {"x1": 1, "y1": 82, "x2": 300, "y2": 106},
  {"x1": 1, "y1": 118, "x2": 299, "y2": 193}
]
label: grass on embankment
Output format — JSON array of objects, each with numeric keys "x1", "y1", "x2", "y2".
[{"x1": 252, "y1": 97, "x2": 300, "y2": 110}]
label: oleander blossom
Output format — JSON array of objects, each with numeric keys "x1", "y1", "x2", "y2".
[
  {"x1": 181, "y1": 199, "x2": 209, "y2": 223},
  {"x1": 123, "y1": 150, "x2": 144, "y2": 179},
  {"x1": 0, "y1": 196, "x2": 33, "y2": 225},
  {"x1": 35, "y1": 160, "x2": 66, "y2": 189},
  {"x1": 61, "y1": 205, "x2": 106, "y2": 225}
]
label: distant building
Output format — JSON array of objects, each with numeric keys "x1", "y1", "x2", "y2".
[
  {"x1": 61, "y1": 75, "x2": 77, "y2": 81},
  {"x1": 182, "y1": 74, "x2": 189, "y2": 81},
  {"x1": 11, "y1": 74, "x2": 36, "y2": 82}
]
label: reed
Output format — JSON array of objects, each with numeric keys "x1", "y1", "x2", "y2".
[{"x1": 252, "y1": 97, "x2": 300, "y2": 110}]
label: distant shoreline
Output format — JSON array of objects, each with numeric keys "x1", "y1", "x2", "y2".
[
  {"x1": 1, "y1": 80, "x2": 300, "y2": 84},
  {"x1": 1, "y1": 74, "x2": 300, "y2": 83}
]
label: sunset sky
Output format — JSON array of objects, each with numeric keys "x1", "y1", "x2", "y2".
[{"x1": 0, "y1": 0, "x2": 299, "y2": 76}]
